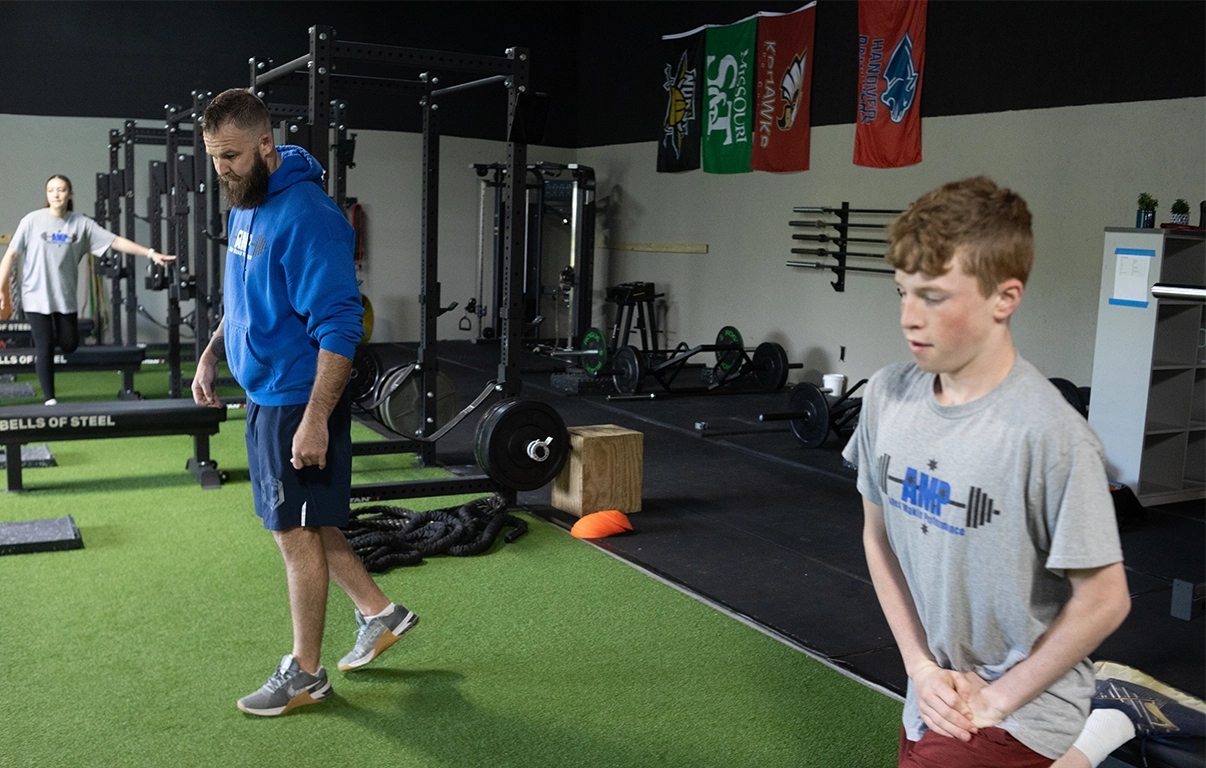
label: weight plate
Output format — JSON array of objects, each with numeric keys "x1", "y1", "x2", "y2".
[
  {"x1": 714, "y1": 325, "x2": 744, "y2": 375},
  {"x1": 582, "y1": 326, "x2": 608, "y2": 376},
  {"x1": 376, "y1": 368, "x2": 459, "y2": 436},
  {"x1": 349, "y1": 346, "x2": 382, "y2": 404},
  {"x1": 752, "y1": 342, "x2": 789, "y2": 393},
  {"x1": 474, "y1": 398, "x2": 570, "y2": 491},
  {"x1": 361, "y1": 293, "x2": 375, "y2": 345},
  {"x1": 612, "y1": 345, "x2": 647, "y2": 395},
  {"x1": 1049, "y1": 377, "x2": 1087, "y2": 417},
  {"x1": 787, "y1": 382, "x2": 830, "y2": 448}
]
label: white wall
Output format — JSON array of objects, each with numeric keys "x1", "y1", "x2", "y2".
[
  {"x1": 4, "y1": 97, "x2": 1203, "y2": 389},
  {"x1": 577, "y1": 97, "x2": 1206, "y2": 386}
]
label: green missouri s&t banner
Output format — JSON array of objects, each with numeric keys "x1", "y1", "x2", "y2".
[{"x1": 702, "y1": 16, "x2": 756, "y2": 174}]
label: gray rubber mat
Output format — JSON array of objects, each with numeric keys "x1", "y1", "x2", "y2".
[
  {"x1": 0, "y1": 443, "x2": 57, "y2": 468},
  {"x1": 0, "y1": 381, "x2": 35, "y2": 398}
]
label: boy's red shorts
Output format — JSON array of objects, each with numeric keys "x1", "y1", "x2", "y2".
[{"x1": 898, "y1": 726, "x2": 1054, "y2": 768}]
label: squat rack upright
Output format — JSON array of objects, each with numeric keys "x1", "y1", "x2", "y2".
[
  {"x1": 95, "y1": 98, "x2": 223, "y2": 399},
  {"x1": 249, "y1": 26, "x2": 543, "y2": 502}
]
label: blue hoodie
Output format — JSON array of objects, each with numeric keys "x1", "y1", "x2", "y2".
[{"x1": 223, "y1": 145, "x2": 363, "y2": 406}]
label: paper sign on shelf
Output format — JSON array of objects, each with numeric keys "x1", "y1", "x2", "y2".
[{"x1": 1107, "y1": 248, "x2": 1155, "y2": 308}]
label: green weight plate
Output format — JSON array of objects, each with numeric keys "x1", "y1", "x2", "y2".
[
  {"x1": 582, "y1": 326, "x2": 608, "y2": 376},
  {"x1": 714, "y1": 325, "x2": 744, "y2": 376},
  {"x1": 349, "y1": 346, "x2": 382, "y2": 404},
  {"x1": 787, "y1": 382, "x2": 830, "y2": 448},
  {"x1": 474, "y1": 398, "x2": 570, "y2": 491},
  {"x1": 612, "y1": 345, "x2": 646, "y2": 395},
  {"x1": 752, "y1": 342, "x2": 789, "y2": 393}
]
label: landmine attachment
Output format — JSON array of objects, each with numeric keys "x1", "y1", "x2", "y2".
[{"x1": 349, "y1": 348, "x2": 570, "y2": 494}]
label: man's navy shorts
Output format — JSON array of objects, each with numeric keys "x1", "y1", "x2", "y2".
[{"x1": 245, "y1": 390, "x2": 353, "y2": 530}]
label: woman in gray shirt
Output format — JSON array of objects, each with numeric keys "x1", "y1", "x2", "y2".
[{"x1": 0, "y1": 175, "x2": 175, "y2": 403}]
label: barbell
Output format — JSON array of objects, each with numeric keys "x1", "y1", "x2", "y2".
[{"x1": 760, "y1": 379, "x2": 867, "y2": 448}]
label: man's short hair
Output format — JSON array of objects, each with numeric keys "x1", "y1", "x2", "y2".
[
  {"x1": 886, "y1": 176, "x2": 1034, "y2": 296},
  {"x1": 202, "y1": 88, "x2": 272, "y2": 137}
]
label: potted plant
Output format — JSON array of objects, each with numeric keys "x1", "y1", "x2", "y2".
[
  {"x1": 1136, "y1": 193, "x2": 1157, "y2": 228},
  {"x1": 1170, "y1": 198, "x2": 1190, "y2": 226}
]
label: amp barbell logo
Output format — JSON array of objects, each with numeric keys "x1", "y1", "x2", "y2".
[{"x1": 878, "y1": 453, "x2": 1002, "y2": 537}]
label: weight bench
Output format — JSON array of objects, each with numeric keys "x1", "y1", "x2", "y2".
[
  {"x1": 0, "y1": 399, "x2": 227, "y2": 491},
  {"x1": 0, "y1": 319, "x2": 95, "y2": 348},
  {"x1": 0, "y1": 345, "x2": 146, "y2": 399}
]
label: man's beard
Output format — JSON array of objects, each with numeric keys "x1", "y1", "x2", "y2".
[{"x1": 218, "y1": 152, "x2": 270, "y2": 209}]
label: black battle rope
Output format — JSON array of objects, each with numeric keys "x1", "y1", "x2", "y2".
[{"x1": 342, "y1": 494, "x2": 528, "y2": 572}]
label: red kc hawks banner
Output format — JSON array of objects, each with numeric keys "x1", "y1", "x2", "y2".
[
  {"x1": 854, "y1": 0, "x2": 927, "y2": 168},
  {"x1": 751, "y1": 3, "x2": 816, "y2": 172},
  {"x1": 702, "y1": 16, "x2": 757, "y2": 174}
]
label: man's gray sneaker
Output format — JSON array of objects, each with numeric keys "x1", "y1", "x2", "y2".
[
  {"x1": 237, "y1": 654, "x2": 332, "y2": 716},
  {"x1": 337, "y1": 604, "x2": 419, "y2": 671}
]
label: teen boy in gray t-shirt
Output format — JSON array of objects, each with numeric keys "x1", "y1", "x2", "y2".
[{"x1": 843, "y1": 177, "x2": 1131, "y2": 767}]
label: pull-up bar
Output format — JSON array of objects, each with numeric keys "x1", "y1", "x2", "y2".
[
  {"x1": 253, "y1": 54, "x2": 313, "y2": 88},
  {"x1": 432, "y1": 74, "x2": 508, "y2": 98}
]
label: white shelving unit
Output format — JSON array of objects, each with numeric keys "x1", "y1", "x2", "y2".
[{"x1": 1088, "y1": 227, "x2": 1205, "y2": 506}]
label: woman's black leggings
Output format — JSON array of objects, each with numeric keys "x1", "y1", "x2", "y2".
[{"x1": 26, "y1": 312, "x2": 80, "y2": 401}]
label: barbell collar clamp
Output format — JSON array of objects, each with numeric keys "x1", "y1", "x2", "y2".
[{"x1": 526, "y1": 436, "x2": 553, "y2": 462}]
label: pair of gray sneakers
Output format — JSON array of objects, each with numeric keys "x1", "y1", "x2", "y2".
[{"x1": 237, "y1": 605, "x2": 420, "y2": 717}]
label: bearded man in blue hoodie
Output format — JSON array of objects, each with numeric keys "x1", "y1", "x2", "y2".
[{"x1": 194, "y1": 89, "x2": 419, "y2": 717}]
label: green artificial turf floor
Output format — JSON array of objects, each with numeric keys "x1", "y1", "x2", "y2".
[{"x1": 0, "y1": 366, "x2": 901, "y2": 767}]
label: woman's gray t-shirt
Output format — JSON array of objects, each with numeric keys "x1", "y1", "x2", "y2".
[{"x1": 11, "y1": 209, "x2": 115, "y2": 313}]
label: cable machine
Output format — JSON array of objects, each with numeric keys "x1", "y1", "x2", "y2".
[{"x1": 467, "y1": 161, "x2": 595, "y2": 347}]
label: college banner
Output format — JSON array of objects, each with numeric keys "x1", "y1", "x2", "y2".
[
  {"x1": 658, "y1": 27, "x2": 705, "y2": 173},
  {"x1": 751, "y1": 3, "x2": 816, "y2": 172},
  {"x1": 853, "y1": 0, "x2": 927, "y2": 168},
  {"x1": 702, "y1": 16, "x2": 757, "y2": 174}
]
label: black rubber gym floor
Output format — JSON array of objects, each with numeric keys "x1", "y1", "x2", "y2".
[{"x1": 363, "y1": 340, "x2": 1205, "y2": 765}]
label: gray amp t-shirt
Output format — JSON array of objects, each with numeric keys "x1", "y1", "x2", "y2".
[
  {"x1": 843, "y1": 357, "x2": 1123, "y2": 758},
  {"x1": 11, "y1": 209, "x2": 115, "y2": 314}
]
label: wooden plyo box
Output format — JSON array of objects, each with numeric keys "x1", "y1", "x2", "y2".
[{"x1": 551, "y1": 425, "x2": 643, "y2": 517}]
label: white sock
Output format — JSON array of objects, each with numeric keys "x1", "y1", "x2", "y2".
[
  {"x1": 44, "y1": 398, "x2": 57, "y2": 406},
  {"x1": 1071, "y1": 709, "x2": 1136, "y2": 767},
  {"x1": 364, "y1": 603, "x2": 396, "y2": 621}
]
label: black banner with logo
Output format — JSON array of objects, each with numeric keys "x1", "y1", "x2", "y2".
[{"x1": 657, "y1": 27, "x2": 705, "y2": 172}]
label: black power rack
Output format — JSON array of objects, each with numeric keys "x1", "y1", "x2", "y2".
[{"x1": 251, "y1": 26, "x2": 566, "y2": 504}]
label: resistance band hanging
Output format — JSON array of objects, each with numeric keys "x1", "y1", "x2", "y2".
[{"x1": 348, "y1": 202, "x2": 367, "y2": 267}]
